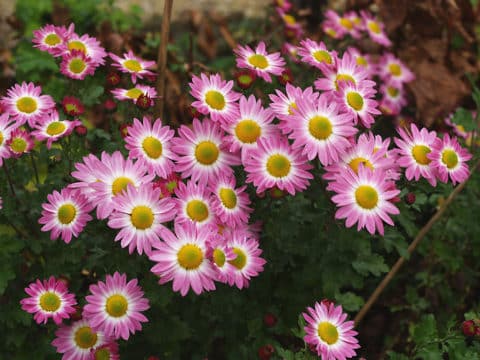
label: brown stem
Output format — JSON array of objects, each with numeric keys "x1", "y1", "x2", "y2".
[
  {"x1": 156, "y1": 0, "x2": 174, "y2": 120},
  {"x1": 354, "y1": 159, "x2": 480, "y2": 325}
]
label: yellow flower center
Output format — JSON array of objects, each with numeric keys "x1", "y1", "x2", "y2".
[
  {"x1": 283, "y1": 14, "x2": 296, "y2": 25},
  {"x1": 441, "y1": 149, "x2": 459, "y2": 169},
  {"x1": 195, "y1": 141, "x2": 219, "y2": 165},
  {"x1": 349, "y1": 157, "x2": 374, "y2": 174},
  {"x1": 45, "y1": 33, "x2": 61, "y2": 46},
  {"x1": 326, "y1": 28, "x2": 337, "y2": 38},
  {"x1": 213, "y1": 248, "x2": 226, "y2": 267},
  {"x1": 177, "y1": 244, "x2": 203, "y2": 270},
  {"x1": 235, "y1": 119, "x2": 261, "y2": 144},
  {"x1": 105, "y1": 294, "x2": 128, "y2": 317},
  {"x1": 368, "y1": 21, "x2": 381, "y2": 34},
  {"x1": 57, "y1": 204, "x2": 77, "y2": 224},
  {"x1": 69, "y1": 58, "x2": 86, "y2": 74},
  {"x1": 317, "y1": 322, "x2": 339, "y2": 345},
  {"x1": 123, "y1": 59, "x2": 142, "y2": 72},
  {"x1": 126, "y1": 88, "x2": 144, "y2": 99},
  {"x1": 142, "y1": 136, "x2": 163, "y2": 159},
  {"x1": 309, "y1": 115, "x2": 333, "y2": 140},
  {"x1": 266, "y1": 154, "x2": 291, "y2": 178},
  {"x1": 94, "y1": 348, "x2": 111, "y2": 360},
  {"x1": 335, "y1": 74, "x2": 356, "y2": 90},
  {"x1": 0, "y1": 131, "x2": 3, "y2": 145},
  {"x1": 186, "y1": 199, "x2": 209, "y2": 222},
  {"x1": 111, "y1": 177, "x2": 134, "y2": 196},
  {"x1": 39, "y1": 292, "x2": 61, "y2": 312},
  {"x1": 16, "y1": 97, "x2": 38, "y2": 114},
  {"x1": 355, "y1": 185, "x2": 379, "y2": 210},
  {"x1": 387, "y1": 87, "x2": 399, "y2": 97},
  {"x1": 229, "y1": 247, "x2": 247, "y2": 270},
  {"x1": 411, "y1": 145, "x2": 431, "y2": 165},
  {"x1": 356, "y1": 56, "x2": 367, "y2": 67},
  {"x1": 74, "y1": 326, "x2": 98, "y2": 349},
  {"x1": 205, "y1": 90, "x2": 226, "y2": 110},
  {"x1": 130, "y1": 205, "x2": 154, "y2": 230},
  {"x1": 10, "y1": 137, "x2": 27, "y2": 153},
  {"x1": 312, "y1": 50, "x2": 332, "y2": 64},
  {"x1": 219, "y1": 188, "x2": 237, "y2": 209},
  {"x1": 68, "y1": 40, "x2": 87, "y2": 54},
  {"x1": 339, "y1": 17, "x2": 353, "y2": 30},
  {"x1": 388, "y1": 63, "x2": 402, "y2": 77},
  {"x1": 346, "y1": 91, "x2": 364, "y2": 111},
  {"x1": 46, "y1": 121, "x2": 66, "y2": 136},
  {"x1": 248, "y1": 54, "x2": 269, "y2": 69}
]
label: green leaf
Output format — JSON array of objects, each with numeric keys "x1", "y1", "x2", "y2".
[
  {"x1": 335, "y1": 292, "x2": 364, "y2": 312},
  {"x1": 452, "y1": 108, "x2": 476, "y2": 132},
  {"x1": 352, "y1": 253, "x2": 388, "y2": 276}
]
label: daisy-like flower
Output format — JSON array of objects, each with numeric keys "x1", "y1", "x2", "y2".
[
  {"x1": 32, "y1": 110, "x2": 80, "y2": 149},
  {"x1": 83, "y1": 272, "x2": 150, "y2": 340},
  {"x1": 428, "y1": 134, "x2": 472, "y2": 185},
  {"x1": 189, "y1": 73, "x2": 240, "y2": 123},
  {"x1": 205, "y1": 232, "x2": 236, "y2": 283},
  {"x1": 297, "y1": 38, "x2": 337, "y2": 69},
  {"x1": 322, "y1": 21, "x2": 342, "y2": 40},
  {"x1": 314, "y1": 53, "x2": 374, "y2": 92},
  {"x1": 444, "y1": 113, "x2": 469, "y2": 139},
  {"x1": 226, "y1": 230, "x2": 266, "y2": 289},
  {"x1": 108, "y1": 184, "x2": 177, "y2": 256},
  {"x1": 70, "y1": 154, "x2": 106, "y2": 197},
  {"x1": 361, "y1": 11, "x2": 392, "y2": 47},
  {"x1": 0, "y1": 113, "x2": 17, "y2": 166},
  {"x1": 378, "y1": 53, "x2": 415, "y2": 86},
  {"x1": 32, "y1": 24, "x2": 68, "y2": 55},
  {"x1": 150, "y1": 221, "x2": 217, "y2": 296},
  {"x1": 379, "y1": 83, "x2": 407, "y2": 116},
  {"x1": 282, "y1": 42, "x2": 300, "y2": 63},
  {"x1": 62, "y1": 96, "x2": 85, "y2": 116},
  {"x1": 393, "y1": 123, "x2": 439, "y2": 186},
  {"x1": 6, "y1": 128, "x2": 34, "y2": 158},
  {"x1": 336, "y1": 81, "x2": 380, "y2": 128},
  {"x1": 346, "y1": 47, "x2": 374, "y2": 76},
  {"x1": 234, "y1": 41, "x2": 286, "y2": 82},
  {"x1": 90, "y1": 342, "x2": 119, "y2": 360},
  {"x1": 323, "y1": 10, "x2": 361, "y2": 39},
  {"x1": 345, "y1": 10, "x2": 363, "y2": 31},
  {"x1": 111, "y1": 84, "x2": 157, "y2": 103},
  {"x1": 222, "y1": 95, "x2": 276, "y2": 159},
  {"x1": 52, "y1": 319, "x2": 109, "y2": 360},
  {"x1": 209, "y1": 173, "x2": 252, "y2": 227},
  {"x1": 109, "y1": 50, "x2": 156, "y2": 84},
  {"x1": 60, "y1": 50, "x2": 96, "y2": 80},
  {"x1": 174, "y1": 180, "x2": 216, "y2": 228},
  {"x1": 173, "y1": 118, "x2": 240, "y2": 185},
  {"x1": 286, "y1": 93, "x2": 357, "y2": 165},
  {"x1": 234, "y1": 69, "x2": 257, "y2": 89},
  {"x1": 303, "y1": 301, "x2": 360, "y2": 360},
  {"x1": 61, "y1": 32, "x2": 107, "y2": 66},
  {"x1": 1, "y1": 82, "x2": 55, "y2": 127},
  {"x1": 124, "y1": 117, "x2": 176, "y2": 178},
  {"x1": 20, "y1": 276, "x2": 77, "y2": 325},
  {"x1": 153, "y1": 172, "x2": 182, "y2": 198},
  {"x1": 330, "y1": 166, "x2": 400, "y2": 235},
  {"x1": 39, "y1": 188, "x2": 94, "y2": 243},
  {"x1": 89, "y1": 151, "x2": 155, "y2": 219},
  {"x1": 276, "y1": 9, "x2": 304, "y2": 39},
  {"x1": 244, "y1": 135, "x2": 313, "y2": 195}
]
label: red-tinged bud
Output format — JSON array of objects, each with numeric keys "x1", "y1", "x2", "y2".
[
  {"x1": 263, "y1": 312, "x2": 277, "y2": 327},
  {"x1": 188, "y1": 105, "x2": 201, "y2": 119},
  {"x1": 62, "y1": 96, "x2": 85, "y2": 116},
  {"x1": 462, "y1": 320, "x2": 477, "y2": 337},
  {"x1": 104, "y1": 98, "x2": 117, "y2": 111},
  {"x1": 106, "y1": 72, "x2": 121, "y2": 86},
  {"x1": 119, "y1": 123, "x2": 129, "y2": 139},
  {"x1": 258, "y1": 345, "x2": 274, "y2": 360},
  {"x1": 405, "y1": 192, "x2": 416, "y2": 205},
  {"x1": 234, "y1": 69, "x2": 256, "y2": 89},
  {"x1": 321, "y1": 298, "x2": 334, "y2": 308},
  {"x1": 136, "y1": 93, "x2": 153, "y2": 109},
  {"x1": 269, "y1": 186, "x2": 286, "y2": 199},
  {"x1": 75, "y1": 125, "x2": 87, "y2": 136},
  {"x1": 391, "y1": 196, "x2": 401, "y2": 203},
  {"x1": 278, "y1": 68, "x2": 293, "y2": 86}
]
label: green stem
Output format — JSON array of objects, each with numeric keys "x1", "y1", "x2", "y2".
[
  {"x1": 3, "y1": 160, "x2": 17, "y2": 198},
  {"x1": 30, "y1": 152, "x2": 40, "y2": 184}
]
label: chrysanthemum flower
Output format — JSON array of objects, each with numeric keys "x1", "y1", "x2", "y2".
[
  {"x1": 61, "y1": 33, "x2": 107, "y2": 66},
  {"x1": 108, "y1": 184, "x2": 176, "y2": 255},
  {"x1": 378, "y1": 53, "x2": 414, "y2": 86},
  {"x1": 39, "y1": 188, "x2": 94, "y2": 243},
  {"x1": 89, "y1": 151, "x2": 154, "y2": 219},
  {"x1": 32, "y1": 24, "x2": 68, "y2": 55},
  {"x1": 52, "y1": 319, "x2": 109, "y2": 360},
  {"x1": 346, "y1": 47, "x2": 374, "y2": 76},
  {"x1": 428, "y1": 134, "x2": 471, "y2": 185},
  {"x1": 149, "y1": 221, "x2": 217, "y2": 296},
  {"x1": 303, "y1": 301, "x2": 360, "y2": 359},
  {"x1": 281, "y1": 42, "x2": 300, "y2": 63},
  {"x1": 20, "y1": 276, "x2": 77, "y2": 325},
  {"x1": 297, "y1": 38, "x2": 337, "y2": 70},
  {"x1": 173, "y1": 118, "x2": 240, "y2": 185},
  {"x1": 323, "y1": 10, "x2": 361, "y2": 39},
  {"x1": 285, "y1": 93, "x2": 357, "y2": 165},
  {"x1": 1, "y1": 82, "x2": 55, "y2": 127},
  {"x1": 90, "y1": 342, "x2": 120, "y2": 360},
  {"x1": 111, "y1": 85, "x2": 157, "y2": 103},
  {"x1": 393, "y1": 123, "x2": 439, "y2": 186},
  {"x1": 244, "y1": 135, "x2": 313, "y2": 195},
  {"x1": 330, "y1": 166, "x2": 400, "y2": 235},
  {"x1": 276, "y1": 9, "x2": 304, "y2": 39},
  {"x1": 6, "y1": 128, "x2": 34, "y2": 158},
  {"x1": 174, "y1": 180, "x2": 216, "y2": 228},
  {"x1": 153, "y1": 172, "x2": 181, "y2": 198},
  {"x1": 62, "y1": 96, "x2": 85, "y2": 116},
  {"x1": 322, "y1": 21, "x2": 342, "y2": 39},
  {"x1": 109, "y1": 50, "x2": 156, "y2": 83},
  {"x1": 83, "y1": 272, "x2": 150, "y2": 340},
  {"x1": 124, "y1": 117, "x2": 176, "y2": 178},
  {"x1": 0, "y1": 113, "x2": 17, "y2": 166},
  {"x1": 226, "y1": 231, "x2": 266, "y2": 289},
  {"x1": 209, "y1": 173, "x2": 252, "y2": 227},
  {"x1": 60, "y1": 50, "x2": 96, "y2": 80},
  {"x1": 70, "y1": 154, "x2": 106, "y2": 197},
  {"x1": 205, "y1": 232, "x2": 236, "y2": 283},
  {"x1": 189, "y1": 73, "x2": 240, "y2": 123},
  {"x1": 335, "y1": 81, "x2": 380, "y2": 128},
  {"x1": 234, "y1": 69, "x2": 257, "y2": 89},
  {"x1": 444, "y1": 113, "x2": 469, "y2": 139},
  {"x1": 345, "y1": 10, "x2": 363, "y2": 31},
  {"x1": 361, "y1": 11, "x2": 392, "y2": 47},
  {"x1": 235, "y1": 41, "x2": 286, "y2": 82},
  {"x1": 32, "y1": 110, "x2": 80, "y2": 149}
]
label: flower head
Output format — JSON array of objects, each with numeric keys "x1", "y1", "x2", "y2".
[
  {"x1": 61, "y1": 32, "x2": 107, "y2": 66},
  {"x1": 6, "y1": 128, "x2": 34, "y2": 158},
  {"x1": 174, "y1": 180, "x2": 216, "y2": 228},
  {"x1": 62, "y1": 96, "x2": 85, "y2": 116},
  {"x1": 335, "y1": 81, "x2": 380, "y2": 128},
  {"x1": 109, "y1": 50, "x2": 156, "y2": 83},
  {"x1": 60, "y1": 50, "x2": 96, "y2": 80},
  {"x1": 361, "y1": 11, "x2": 392, "y2": 47},
  {"x1": 297, "y1": 38, "x2": 337, "y2": 70},
  {"x1": 32, "y1": 24, "x2": 69, "y2": 55},
  {"x1": 0, "y1": 113, "x2": 17, "y2": 166},
  {"x1": 111, "y1": 85, "x2": 157, "y2": 103},
  {"x1": 32, "y1": 110, "x2": 80, "y2": 149},
  {"x1": 378, "y1": 53, "x2": 414, "y2": 86},
  {"x1": 235, "y1": 41, "x2": 286, "y2": 82}
]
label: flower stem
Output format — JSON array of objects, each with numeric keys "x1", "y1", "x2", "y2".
[
  {"x1": 3, "y1": 160, "x2": 17, "y2": 198},
  {"x1": 30, "y1": 152, "x2": 40, "y2": 184}
]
